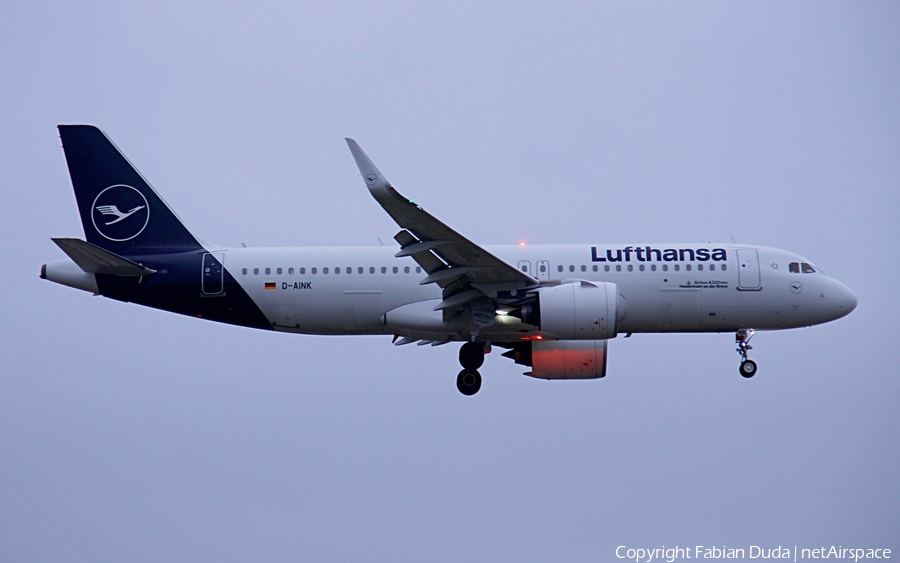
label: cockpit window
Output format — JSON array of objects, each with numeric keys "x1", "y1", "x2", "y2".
[{"x1": 791, "y1": 261, "x2": 819, "y2": 274}]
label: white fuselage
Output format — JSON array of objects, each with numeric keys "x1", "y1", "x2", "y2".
[{"x1": 222, "y1": 243, "x2": 857, "y2": 340}]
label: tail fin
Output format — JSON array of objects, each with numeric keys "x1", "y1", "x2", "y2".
[{"x1": 58, "y1": 125, "x2": 202, "y2": 256}]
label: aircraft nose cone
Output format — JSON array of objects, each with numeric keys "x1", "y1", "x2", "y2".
[{"x1": 832, "y1": 280, "x2": 858, "y2": 319}]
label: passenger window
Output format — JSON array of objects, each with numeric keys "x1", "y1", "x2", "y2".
[
  {"x1": 346, "y1": 267, "x2": 352, "y2": 274},
  {"x1": 416, "y1": 267, "x2": 421, "y2": 273},
  {"x1": 616, "y1": 265, "x2": 622, "y2": 272},
  {"x1": 334, "y1": 267, "x2": 339, "y2": 274},
  {"x1": 521, "y1": 266, "x2": 527, "y2": 272},
  {"x1": 627, "y1": 265, "x2": 633, "y2": 272},
  {"x1": 311, "y1": 267, "x2": 317, "y2": 274},
  {"x1": 685, "y1": 264, "x2": 691, "y2": 271},
  {"x1": 404, "y1": 266, "x2": 410, "y2": 273},
  {"x1": 651, "y1": 265, "x2": 657, "y2": 272},
  {"x1": 721, "y1": 264, "x2": 727, "y2": 271},
  {"x1": 802, "y1": 263, "x2": 816, "y2": 274},
  {"x1": 674, "y1": 265, "x2": 680, "y2": 271},
  {"x1": 592, "y1": 265, "x2": 598, "y2": 272},
  {"x1": 253, "y1": 268, "x2": 259, "y2": 275},
  {"x1": 242, "y1": 268, "x2": 247, "y2": 275},
  {"x1": 300, "y1": 267, "x2": 306, "y2": 274},
  {"x1": 709, "y1": 264, "x2": 715, "y2": 271},
  {"x1": 265, "y1": 268, "x2": 271, "y2": 275},
  {"x1": 580, "y1": 265, "x2": 586, "y2": 272},
  {"x1": 569, "y1": 265, "x2": 575, "y2": 272},
  {"x1": 323, "y1": 267, "x2": 329, "y2": 274},
  {"x1": 393, "y1": 266, "x2": 398, "y2": 273},
  {"x1": 639, "y1": 265, "x2": 645, "y2": 271},
  {"x1": 557, "y1": 265, "x2": 563, "y2": 273},
  {"x1": 381, "y1": 266, "x2": 387, "y2": 274},
  {"x1": 604, "y1": 265, "x2": 610, "y2": 272},
  {"x1": 662, "y1": 265, "x2": 668, "y2": 272},
  {"x1": 697, "y1": 264, "x2": 703, "y2": 271},
  {"x1": 369, "y1": 267, "x2": 375, "y2": 274},
  {"x1": 288, "y1": 267, "x2": 294, "y2": 275},
  {"x1": 277, "y1": 267, "x2": 282, "y2": 275},
  {"x1": 789, "y1": 262, "x2": 800, "y2": 273},
  {"x1": 540, "y1": 265, "x2": 546, "y2": 272}
]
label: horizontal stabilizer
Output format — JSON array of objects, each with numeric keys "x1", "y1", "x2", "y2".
[{"x1": 52, "y1": 238, "x2": 157, "y2": 276}]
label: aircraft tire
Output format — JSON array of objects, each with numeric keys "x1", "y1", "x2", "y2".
[
  {"x1": 457, "y1": 369, "x2": 482, "y2": 396},
  {"x1": 459, "y1": 342, "x2": 485, "y2": 370},
  {"x1": 740, "y1": 360, "x2": 758, "y2": 378}
]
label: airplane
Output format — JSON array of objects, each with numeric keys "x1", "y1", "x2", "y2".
[{"x1": 41, "y1": 125, "x2": 858, "y2": 395}]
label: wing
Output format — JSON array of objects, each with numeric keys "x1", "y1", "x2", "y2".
[{"x1": 346, "y1": 139, "x2": 538, "y2": 329}]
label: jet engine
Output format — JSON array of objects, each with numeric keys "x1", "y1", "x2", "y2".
[
  {"x1": 515, "y1": 281, "x2": 622, "y2": 340},
  {"x1": 501, "y1": 339, "x2": 608, "y2": 379}
]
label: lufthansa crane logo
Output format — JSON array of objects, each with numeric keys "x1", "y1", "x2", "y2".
[{"x1": 91, "y1": 185, "x2": 150, "y2": 241}]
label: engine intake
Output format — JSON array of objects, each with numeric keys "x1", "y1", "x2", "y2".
[{"x1": 517, "y1": 281, "x2": 621, "y2": 340}]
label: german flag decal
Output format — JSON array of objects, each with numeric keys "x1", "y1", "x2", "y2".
[{"x1": 264, "y1": 282, "x2": 276, "y2": 290}]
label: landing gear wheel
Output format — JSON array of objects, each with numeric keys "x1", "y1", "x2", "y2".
[
  {"x1": 740, "y1": 360, "x2": 758, "y2": 378},
  {"x1": 735, "y1": 329, "x2": 757, "y2": 379},
  {"x1": 457, "y1": 369, "x2": 482, "y2": 396},
  {"x1": 459, "y1": 342, "x2": 485, "y2": 370}
]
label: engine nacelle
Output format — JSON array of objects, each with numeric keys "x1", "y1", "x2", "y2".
[
  {"x1": 530, "y1": 281, "x2": 621, "y2": 340},
  {"x1": 502, "y1": 340, "x2": 609, "y2": 380}
]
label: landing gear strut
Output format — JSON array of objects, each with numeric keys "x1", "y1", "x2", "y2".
[
  {"x1": 736, "y1": 329, "x2": 758, "y2": 378},
  {"x1": 457, "y1": 342, "x2": 485, "y2": 395}
]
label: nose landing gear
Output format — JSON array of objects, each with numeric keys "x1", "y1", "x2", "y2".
[{"x1": 736, "y1": 329, "x2": 758, "y2": 378}]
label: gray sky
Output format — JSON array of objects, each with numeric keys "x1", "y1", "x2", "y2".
[{"x1": 1, "y1": 2, "x2": 898, "y2": 561}]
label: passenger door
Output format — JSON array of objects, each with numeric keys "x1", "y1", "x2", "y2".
[
  {"x1": 736, "y1": 249, "x2": 761, "y2": 290},
  {"x1": 201, "y1": 253, "x2": 224, "y2": 295}
]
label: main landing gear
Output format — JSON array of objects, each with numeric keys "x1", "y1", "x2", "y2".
[
  {"x1": 736, "y1": 329, "x2": 758, "y2": 378},
  {"x1": 457, "y1": 342, "x2": 485, "y2": 395}
]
